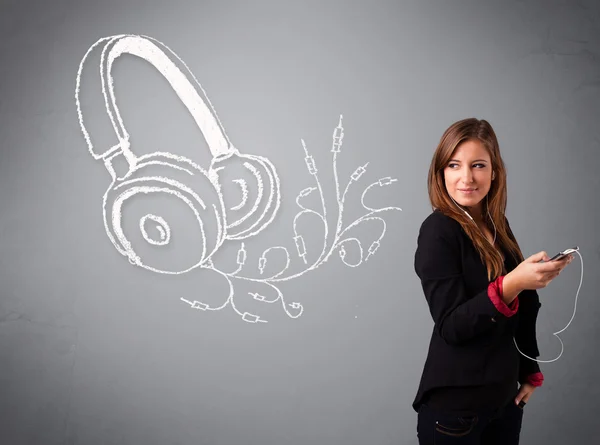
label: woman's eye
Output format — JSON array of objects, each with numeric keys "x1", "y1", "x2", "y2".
[{"x1": 448, "y1": 163, "x2": 486, "y2": 168}]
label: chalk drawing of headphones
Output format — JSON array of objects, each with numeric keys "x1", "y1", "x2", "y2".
[{"x1": 75, "y1": 34, "x2": 281, "y2": 274}]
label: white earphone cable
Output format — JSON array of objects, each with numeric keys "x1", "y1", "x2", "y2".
[{"x1": 449, "y1": 193, "x2": 583, "y2": 363}]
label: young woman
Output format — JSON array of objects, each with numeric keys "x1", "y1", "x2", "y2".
[{"x1": 413, "y1": 118, "x2": 573, "y2": 445}]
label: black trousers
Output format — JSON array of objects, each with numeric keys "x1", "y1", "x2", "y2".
[{"x1": 416, "y1": 398, "x2": 524, "y2": 445}]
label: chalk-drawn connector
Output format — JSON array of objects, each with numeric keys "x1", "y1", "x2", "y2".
[
  {"x1": 304, "y1": 155, "x2": 317, "y2": 175},
  {"x1": 180, "y1": 297, "x2": 209, "y2": 311},
  {"x1": 351, "y1": 163, "x2": 369, "y2": 181},
  {"x1": 258, "y1": 256, "x2": 267, "y2": 274},
  {"x1": 236, "y1": 243, "x2": 247, "y2": 265},
  {"x1": 192, "y1": 301, "x2": 209, "y2": 310},
  {"x1": 242, "y1": 312, "x2": 263, "y2": 323},
  {"x1": 365, "y1": 240, "x2": 381, "y2": 261},
  {"x1": 331, "y1": 115, "x2": 344, "y2": 153},
  {"x1": 294, "y1": 235, "x2": 307, "y2": 263},
  {"x1": 378, "y1": 177, "x2": 397, "y2": 187},
  {"x1": 339, "y1": 245, "x2": 347, "y2": 260},
  {"x1": 298, "y1": 187, "x2": 316, "y2": 198},
  {"x1": 249, "y1": 292, "x2": 267, "y2": 302}
]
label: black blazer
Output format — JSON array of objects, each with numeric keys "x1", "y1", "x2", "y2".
[{"x1": 412, "y1": 209, "x2": 542, "y2": 412}]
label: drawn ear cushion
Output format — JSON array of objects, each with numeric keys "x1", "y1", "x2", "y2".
[
  {"x1": 210, "y1": 152, "x2": 281, "y2": 240},
  {"x1": 78, "y1": 34, "x2": 282, "y2": 247},
  {"x1": 103, "y1": 154, "x2": 226, "y2": 274}
]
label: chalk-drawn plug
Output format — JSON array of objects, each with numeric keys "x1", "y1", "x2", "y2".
[
  {"x1": 331, "y1": 115, "x2": 344, "y2": 153},
  {"x1": 179, "y1": 298, "x2": 209, "y2": 311},
  {"x1": 378, "y1": 177, "x2": 397, "y2": 187},
  {"x1": 365, "y1": 240, "x2": 380, "y2": 261},
  {"x1": 351, "y1": 163, "x2": 369, "y2": 182},
  {"x1": 242, "y1": 312, "x2": 266, "y2": 323},
  {"x1": 258, "y1": 256, "x2": 267, "y2": 274},
  {"x1": 76, "y1": 34, "x2": 282, "y2": 275}
]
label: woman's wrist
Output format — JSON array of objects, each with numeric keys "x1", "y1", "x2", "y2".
[{"x1": 502, "y1": 271, "x2": 523, "y2": 304}]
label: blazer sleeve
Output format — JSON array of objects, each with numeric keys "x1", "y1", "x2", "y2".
[
  {"x1": 504, "y1": 217, "x2": 543, "y2": 383},
  {"x1": 414, "y1": 215, "x2": 507, "y2": 345},
  {"x1": 515, "y1": 289, "x2": 543, "y2": 382}
]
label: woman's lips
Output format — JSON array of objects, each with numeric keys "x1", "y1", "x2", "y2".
[{"x1": 459, "y1": 189, "x2": 477, "y2": 194}]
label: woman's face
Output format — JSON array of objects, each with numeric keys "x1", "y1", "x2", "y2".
[{"x1": 443, "y1": 139, "x2": 493, "y2": 217}]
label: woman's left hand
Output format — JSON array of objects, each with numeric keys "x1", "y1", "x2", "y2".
[{"x1": 515, "y1": 382, "x2": 536, "y2": 406}]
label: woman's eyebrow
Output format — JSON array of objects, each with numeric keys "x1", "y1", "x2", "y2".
[{"x1": 448, "y1": 159, "x2": 488, "y2": 163}]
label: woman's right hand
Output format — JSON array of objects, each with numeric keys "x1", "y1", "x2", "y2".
[{"x1": 510, "y1": 251, "x2": 574, "y2": 291}]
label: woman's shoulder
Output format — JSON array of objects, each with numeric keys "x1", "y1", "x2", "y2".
[
  {"x1": 415, "y1": 210, "x2": 463, "y2": 268},
  {"x1": 418, "y1": 208, "x2": 462, "y2": 236},
  {"x1": 420, "y1": 208, "x2": 509, "y2": 232}
]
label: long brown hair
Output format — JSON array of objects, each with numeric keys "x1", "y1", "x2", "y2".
[{"x1": 427, "y1": 118, "x2": 524, "y2": 281}]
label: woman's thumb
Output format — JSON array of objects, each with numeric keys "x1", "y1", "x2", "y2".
[{"x1": 530, "y1": 251, "x2": 549, "y2": 262}]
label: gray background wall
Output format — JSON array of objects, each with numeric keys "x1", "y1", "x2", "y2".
[{"x1": 1, "y1": 0, "x2": 599, "y2": 443}]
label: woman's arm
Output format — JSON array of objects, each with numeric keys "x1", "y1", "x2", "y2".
[
  {"x1": 501, "y1": 272, "x2": 523, "y2": 304},
  {"x1": 414, "y1": 216, "x2": 516, "y2": 345}
]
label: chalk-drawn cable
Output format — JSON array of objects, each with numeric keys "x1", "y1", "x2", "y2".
[{"x1": 218, "y1": 122, "x2": 403, "y2": 284}]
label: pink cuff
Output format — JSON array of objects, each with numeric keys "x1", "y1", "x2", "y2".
[
  {"x1": 488, "y1": 275, "x2": 519, "y2": 317},
  {"x1": 527, "y1": 372, "x2": 544, "y2": 387}
]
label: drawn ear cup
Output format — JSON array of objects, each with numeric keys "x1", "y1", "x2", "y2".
[
  {"x1": 103, "y1": 154, "x2": 226, "y2": 274},
  {"x1": 210, "y1": 152, "x2": 281, "y2": 240}
]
